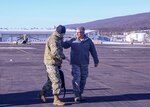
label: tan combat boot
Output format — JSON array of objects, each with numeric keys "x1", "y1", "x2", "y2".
[
  {"x1": 39, "y1": 90, "x2": 46, "y2": 103},
  {"x1": 53, "y1": 95, "x2": 65, "y2": 106}
]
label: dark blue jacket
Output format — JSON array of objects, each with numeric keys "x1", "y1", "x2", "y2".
[{"x1": 63, "y1": 35, "x2": 99, "y2": 65}]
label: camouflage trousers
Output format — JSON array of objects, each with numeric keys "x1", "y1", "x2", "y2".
[
  {"x1": 71, "y1": 64, "x2": 88, "y2": 97},
  {"x1": 42, "y1": 65, "x2": 61, "y2": 95}
]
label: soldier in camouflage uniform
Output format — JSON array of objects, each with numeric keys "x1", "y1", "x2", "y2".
[{"x1": 39, "y1": 25, "x2": 66, "y2": 106}]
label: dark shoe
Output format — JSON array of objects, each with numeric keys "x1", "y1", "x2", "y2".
[
  {"x1": 80, "y1": 96, "x2": 86, "y2": 101},
  {"x1": 74, "y1": 97, "x2": 81, "y2": 103}
]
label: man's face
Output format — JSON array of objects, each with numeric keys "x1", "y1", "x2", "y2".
[{"x1": 76, "y1": 29, "x2": 84, "y2": 39}]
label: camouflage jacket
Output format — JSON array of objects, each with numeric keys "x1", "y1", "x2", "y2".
[{"x1": 44, "y1": 32, "x2": 65, "y2": 66}]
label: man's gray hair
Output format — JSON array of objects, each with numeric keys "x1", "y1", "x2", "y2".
[{"x1": 77, "y1": 26, "x2": 85, "y2": 33}]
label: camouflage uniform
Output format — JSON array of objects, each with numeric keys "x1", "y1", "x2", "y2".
[{"x1": 43, "y1": 31, "x2": 65, "y2": 95}]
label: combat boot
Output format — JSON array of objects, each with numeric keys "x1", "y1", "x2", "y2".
[
  {"x1": 39, "y1": 90, "x2": 46, "y2": 103},
  {"x1": 53, "y1": 95, "x2": 65, "y2": 106}
]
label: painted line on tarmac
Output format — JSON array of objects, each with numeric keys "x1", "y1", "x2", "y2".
[
  {"x1": 0, "y1": 47, "x2": 35, "y2": 49},
  {"x1": 106, "y1": 46, "x2": 150, "y2": 49},
  {"x1": 17, "y1": 49, "x2": 31, "y2": 54},
  {"x1": 0, "y1": 46, "x2": 36, "y2": 54}
]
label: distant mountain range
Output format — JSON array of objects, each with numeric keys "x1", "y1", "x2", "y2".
[{"x1": 65, "y1": 12, "x2": 150, "y2": 33}]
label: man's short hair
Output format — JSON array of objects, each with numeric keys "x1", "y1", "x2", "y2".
[{"x1": 77, "y1": 26, "x2": 85, "y2": 33}]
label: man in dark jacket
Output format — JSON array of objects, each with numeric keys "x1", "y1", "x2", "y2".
[
  {"x1": 63, "y1": 26, "x2": 99, "y2": 103},
  {"x1": 40, "y1": 25, "x2": 66, "y2": 106}
]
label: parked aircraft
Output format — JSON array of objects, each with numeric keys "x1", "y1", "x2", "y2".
[
  {"x1": 13, "y1": 34, "x2": 41, "y2": 44},
  {"x1": 125, "y1": 32, "x2": 150, "y2": 44}
]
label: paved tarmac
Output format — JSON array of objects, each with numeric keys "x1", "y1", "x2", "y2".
[{"x1": 0, "y1": 43, "x2": 150, "y2": 107}]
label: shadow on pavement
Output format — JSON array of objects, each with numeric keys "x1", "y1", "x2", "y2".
[{"x1": 1, "y1": 89, "x2": 150, "y2": 106}]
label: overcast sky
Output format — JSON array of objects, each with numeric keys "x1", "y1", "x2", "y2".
[{"x1": 0, "y1": 0, "x2": 150, "y2": 28}]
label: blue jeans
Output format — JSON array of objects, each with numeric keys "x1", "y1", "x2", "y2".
[{"x1": 71, "y1": 64, "x2": 88, "y2": 97}]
